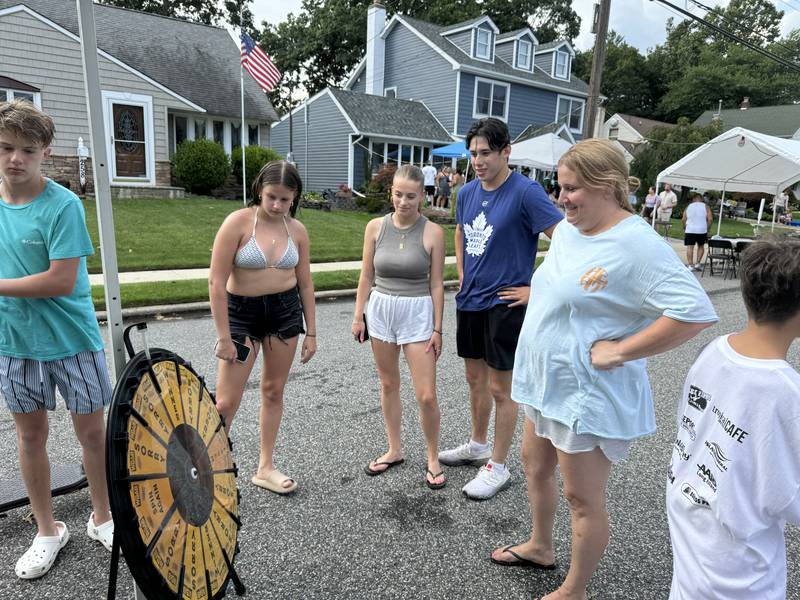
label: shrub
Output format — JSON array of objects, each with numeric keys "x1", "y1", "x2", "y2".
[
  {"x1": 231, "y1": 145, "x2": 283, "y2": 191},
  {"x1": 358, "y1": 164, "x2": 395, "y2": 213},
  {"x1": 172, "y1": 139, "x2": 230, "y2": 194}
]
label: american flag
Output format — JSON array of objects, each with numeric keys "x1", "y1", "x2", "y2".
[{"x1": 240, "y1": 31, "x2": 281, "y2": 92}]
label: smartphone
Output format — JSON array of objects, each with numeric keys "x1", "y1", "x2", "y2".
[
  {"x1": 362, "y1": 312, "x2": 370, "y2": 342},
  {"x1": 233, "y1": 339, "x2": 252, "y2": 363}
]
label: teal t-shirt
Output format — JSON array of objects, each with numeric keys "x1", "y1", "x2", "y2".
[{"x1": 0, "y1": 179, "x2": 103, "y2": 360}]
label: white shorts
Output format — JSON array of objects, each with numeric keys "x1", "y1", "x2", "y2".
[
  {"x1": 366, "y1": 290, "x2": 433, "y2": 345},
  {"x1": 523, "y1": 404, "x2": 632, "y2": 464}
]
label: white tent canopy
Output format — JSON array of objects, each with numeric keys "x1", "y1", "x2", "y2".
[
  {"x1": 657, "y1": 127, "x2": 800, "y2": 195},
  {"x1": 509, "y1": 133, "x2": 573, "y2": 171}
]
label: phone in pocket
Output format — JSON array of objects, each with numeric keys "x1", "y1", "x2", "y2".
[{"x1": 233, "y1": 339, "x2": 252, "y2": 363}]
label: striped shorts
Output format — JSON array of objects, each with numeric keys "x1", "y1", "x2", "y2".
[{"x1": 0, "y1": 350, "x2": 113, "y2": 415}]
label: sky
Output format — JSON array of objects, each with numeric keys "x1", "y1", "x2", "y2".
[{"x1": 250, "y1": 0, "x2": 800, "y2": 54}]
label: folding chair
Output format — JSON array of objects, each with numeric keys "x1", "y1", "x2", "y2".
[
  {"x1": 734, "y1": 240, "x2": 753, "y2": 276},
  {"x1": 703, "y1": 239, "x2": 736, "y2": 279}
]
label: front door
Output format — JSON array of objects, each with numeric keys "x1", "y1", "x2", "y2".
[{"x1": 111, "y1": 103, "x2": 147, "y2": 179}]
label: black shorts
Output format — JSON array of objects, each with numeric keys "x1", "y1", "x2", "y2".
[
  {"x1": 425, "y1": 185, "x2": 435, "y2": 196},
  {"x1": 227, "y1": 288, "x2": 304, "y2": 345},
  {"x1": 684, "y1": 233, "x2": 708, "y2": 246},
  {"x1": 456, "y1": 305, "x2": 526, "y2": 371}
]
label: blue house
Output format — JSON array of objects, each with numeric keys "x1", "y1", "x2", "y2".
[{"x1": 270, "y1": 2, "x2": 589, "y2": 192}]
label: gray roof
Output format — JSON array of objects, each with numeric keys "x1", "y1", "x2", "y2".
[
  {"x1": 1, "y1": 0, "x2": 278, "y2": 121},
  {"x1": 536, "y1": 40, "x2": 569, "y2": 52},
  {"x1": 514, "y1": 122, "x2": 573, "y2": 143},
  {"x1": 693, "y1": 105, "x2": 800, "y2": 138},
  {"x1": 440, "y1": 16, "x2": 490, "y2": 32},
  {"x1": 497, "y1": 27, "x2": 534, "y2": 42},
  {"x1": 617, "y1": 113, "x2": 676, "y2": 136},
  {"x1": 328, "y1": 89, "x2": 451, "y2": 142},
  {"x1": 399, "y1": 16, "x2": 588, "y2": 95}
]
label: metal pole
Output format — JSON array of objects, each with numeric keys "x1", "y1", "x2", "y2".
[
  {"x1": 582, "y1": 0, "x2": 611, "y2": 139},
  {"x1": 240, "y1": 51, "x2": 247, "y2": 206},
  {"x1": 716, "y1": 184, "x2": 726, "y2": 238},
  {"x1": 76, "y1": 3, "x2": 137, "y2": 598},
  {"x1": 76, "y1": 0, "x2": 125, "y2": 378}
]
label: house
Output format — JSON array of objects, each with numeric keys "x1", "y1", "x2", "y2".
[
  {"x1": 0, "y1": 0, "x2": 279, "y2": 196},
  {"x1": 270, "y1": 2, "x2": 589, "y2": 192},
  {"x1": 599, "y1": 113, "x2": 676, "y2": 163},
  {"x1": 693, "y1": 101, "x2": 800, "y2": 140}
]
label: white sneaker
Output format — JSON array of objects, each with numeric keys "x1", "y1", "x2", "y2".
[
  {"x1": 694, "y1": 263, "x2": 703, "y2": 270},
  {"x1": 462, "y1": 463, "x2": 512, "y2": 500},
  {"x1": 438, "y1": 442, "x2": 492, "y2": 466},
  {"x1": 87, "y1": 513, "x2": 114, "y2": 551}
]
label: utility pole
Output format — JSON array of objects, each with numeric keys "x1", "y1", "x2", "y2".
[{"x1": 582, "y1": 0, "x2": 611, "y2": 139}]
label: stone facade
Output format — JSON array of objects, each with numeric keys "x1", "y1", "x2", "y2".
[{"x1": 40, "y1": 155, "x2": 172, "y2": 194}]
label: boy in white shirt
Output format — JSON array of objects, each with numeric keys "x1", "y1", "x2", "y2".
[{"x1": 666, "y1": 239, "x2": 800, "y2": 599}]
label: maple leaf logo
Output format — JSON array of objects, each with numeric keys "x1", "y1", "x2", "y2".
[{"x1": 464, "y1": 212, "x2": 493, "y2": 257}]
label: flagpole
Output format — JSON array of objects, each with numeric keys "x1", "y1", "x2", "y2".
[{"x1": 240, "y1": 30, "x2": 247, "y2": 206}]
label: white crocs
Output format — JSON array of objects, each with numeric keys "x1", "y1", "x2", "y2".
[
  {"x1": 86, "y1": 513, "x2": 114, "y2": 551},
  {"x1": 15, "y1": 521, "x2": 70, "y2": 579}
]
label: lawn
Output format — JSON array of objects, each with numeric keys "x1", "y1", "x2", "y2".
[
  {"x1": 661, "y1": 216, "x2": 782, "y2": 239},
  {"x1": 81, "y1": 197, "x2": 548, "y2": 273},
  {"x1": 91, "y1": 259, "x2": 545, "y2": 310}
]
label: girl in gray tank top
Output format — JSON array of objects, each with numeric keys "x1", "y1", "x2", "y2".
[{"x1": 351, "y1": 165, "x2": 447, "y2": 490}]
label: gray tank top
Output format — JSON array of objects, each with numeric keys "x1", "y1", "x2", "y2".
[{"x1": 373, "y1": 213, "x2": 431, "y2": 296}]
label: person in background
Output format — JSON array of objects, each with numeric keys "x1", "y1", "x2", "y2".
[
  {"x1": 352, "y1": 165, "x2": 447, "y2": 489},
  {"x1": 437, "y1": 166, "x2": 451, "y2": 211},
  {"x1": 641, "y1": 187, "x2": 658, "y2": 220},
  {"x1": 656, "y1": 183, "x2": 678, "y2": 222},
  {"x1": 628, "y1": 176, "x2": 640, "y2": 210},
  {"x1": 422, "y1": 161, "x2": 437, "y2": 207},
  {"x1": 492, "y1": 139, "x2": 717, "y2": 600},
  {"x1": 209, "y1": 160, "x2": 317, "y2": 495},
  {"x1": 682, "y1": 194, "x2": 713, "y2": 271},
  {"x1": 667, "y1": 239, "x2": 800, "y2": 600}
]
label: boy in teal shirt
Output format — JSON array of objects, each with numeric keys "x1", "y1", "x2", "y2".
[{"x1": 0, "y1": 100, "x2": 113, "y2": 579}]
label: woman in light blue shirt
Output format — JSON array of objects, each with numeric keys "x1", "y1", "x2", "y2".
[{"x1": 490, "y1": 140, "x2": 718, "y2": 600}]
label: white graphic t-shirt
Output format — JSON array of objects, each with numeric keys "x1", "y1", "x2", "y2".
[
  {"x1": 667, "y1": 335, "x2": 800, "y2": 599},
  {"x1": 421, "y1": 165, "x2": 437, "y2": 187}
]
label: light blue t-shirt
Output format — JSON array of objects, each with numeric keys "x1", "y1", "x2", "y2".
[
  {"x1": 512, "y1": 215, "x2": 718, "y2": 440},
  {"x1": 0, "y1": 180, "x2": 103, "y2": 360}
]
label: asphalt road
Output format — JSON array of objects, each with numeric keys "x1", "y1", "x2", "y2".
[{"x1": 0, "y1": 279, "x2": 797, "y2": 600}]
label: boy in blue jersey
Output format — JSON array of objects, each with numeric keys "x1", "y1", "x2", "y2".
[
  {"x1": 0, "y1": 100, "x2": 113, "y2": 579},
  {"x1": 439, "y1": 118, "x2": 563, "y2": 499}
]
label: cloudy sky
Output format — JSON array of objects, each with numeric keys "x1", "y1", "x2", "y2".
[{"x1": 250, "y1": 0, "x2": 800, "y2": 54}]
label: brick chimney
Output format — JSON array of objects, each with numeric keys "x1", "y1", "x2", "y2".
[
  {"x1": 365, "y1": 0, "x2": 386, "y2": 96},
  {"x1": 739, "y1": 97, "x2": 751, "y2": 110}
]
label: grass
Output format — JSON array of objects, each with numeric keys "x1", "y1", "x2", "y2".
[
  {"x1": 82, "y1": 197, "x2": 548, "y2": 273},
  {"x1": 90, "y1": 259, "x2": 544, "y2": 311},
  {"x1": 663, "y1": 216, "x2": 781, "y2": 240}
]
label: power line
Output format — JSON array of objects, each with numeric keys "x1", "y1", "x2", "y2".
[{"x1": 651, "y1": 0, "x2": 800, "y2": 73}]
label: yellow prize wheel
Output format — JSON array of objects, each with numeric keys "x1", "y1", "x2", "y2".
[{"x1": 107, "y1": 323, "x2": 244, "y2": 599}]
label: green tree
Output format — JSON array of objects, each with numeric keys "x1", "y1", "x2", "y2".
[
  {"x1": 261, "y1": 0, "x2": 581, "y2": 113},
  {"x1": 629, "y1": 118, "x2": 723, "y2": 193},
  {"x1": 98, "y1": 0, "x2": 254, "y2": 28},
  {"x1": 574, "y1": 32, "x2": 655, "y2": 117}
]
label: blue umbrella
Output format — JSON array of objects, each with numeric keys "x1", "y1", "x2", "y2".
[{"x1": 431, "y1": 141, "x2": 469, "y2": 158}]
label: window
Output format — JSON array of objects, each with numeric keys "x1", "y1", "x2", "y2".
[
  {"x1": 555, "y1": 50, "x2": 569, "y2": 79},
  {"x1": 174, "y1": 116, "x2": 187, "y2": 148},
  {"x1": 231, "y1": 122, "x2": 241, "y2": 150},
  {"x1": 609, "y1": 126, "x2": 619, "y2": 140},
  {"x1": 195, "y1": 119, "x2": 206, "y2": 139},
  {"x1": 248, "y1": 124, "x2": 259, "y2": 146},
  {"x1": 3, "y1": 89, "x2": 40, "y2": 107},
  {"x1": 474, "y1": 79, "x2": 509, "y2": 121},
  {"x1": 213, "y1": 121, "x2": 224, "y2": 145},
  {"x1": 475, "y1": 28, "x2": 492, "y2": 60},
  {"x1": 384, "y1": 87, "x2": 397, "y2": 99},
  {"x1": 387, "y1": 143, "x2": 398, "y2": 166},
  {"x1": 517, "y1": 40, "x2": 532, "y2": 70},
  {"x1": 557, "y1": 97, "x2": 584, "y2": 132},
  {"x1": 371, "y1": 142, "x2": 385, "y2": 173}
]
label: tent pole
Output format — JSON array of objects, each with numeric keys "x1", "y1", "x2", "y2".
[
  {"x1": 771, "y1": 190, "x2": 778, "y2": 232},
  {"x1": 716, "y1": 183, "x2": 726, "y2": 238},
  {"x1": 652, "y1": 178, "x2": 660, "y2": 227}
]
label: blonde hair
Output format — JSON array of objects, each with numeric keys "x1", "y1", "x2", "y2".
[
  {"x1": 393, "y1": 164, "x2": 425, "y2": 189},
  {"x1": 0, "y1": 99, "x2": 55, "y2": 147},
  {"x1": 558, "y1": 139, "x2": 633, "y2": 213},
  {"x1": 628, "y1": 176, "x2": 640, "y2": 192}
]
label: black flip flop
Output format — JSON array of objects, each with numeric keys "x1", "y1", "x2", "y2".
[
  {"x1": 490, "y1": 544, "x2": 557, "y2": 570},
  {"x1": 426, "y1": 468, "x2": 446, "y2": 490},
  {"x1": 364, "y1": 458, "x2": 405, "y2": 476}
]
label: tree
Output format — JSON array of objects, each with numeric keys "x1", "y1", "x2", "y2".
[
  {"x1": 261, "y1": 0, "x2": 581, "y2": 113},
  {"x1": 629, "y1": 118, "x2": 723, "y2": 193},
  {"x1": 574, "y1": 32, "x2": 655, "y2": 117},
  {"x1": 97, "y1": 0, "x2": 254, "y2": 28}
]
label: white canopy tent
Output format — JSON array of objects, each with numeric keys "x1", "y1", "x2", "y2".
[
  {"x1": 657, "y1": 127, "x2": 800, "y2": 237},
  {"x1": 509, "y1": 133, "x2": 573, "y2": 171}
]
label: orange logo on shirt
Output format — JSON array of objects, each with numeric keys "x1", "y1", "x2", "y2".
[{"x1": 580, "y1": 267, "x2": 608, "y2": 292}]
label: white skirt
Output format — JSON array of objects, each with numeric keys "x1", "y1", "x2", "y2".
[
  {"x1": 366, "y1": 290, "x2": 434, "y2": 345},
  {"x1": 523, "y1": 404, "x2": 632, "y2": 464}
]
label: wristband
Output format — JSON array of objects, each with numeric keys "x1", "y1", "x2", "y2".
[
  {"x1": 306, "y1": 334, "x2": 316, "y2": 337},
  {"x1": 432, "y1": 329, "x2": 442, "y2": 335}
]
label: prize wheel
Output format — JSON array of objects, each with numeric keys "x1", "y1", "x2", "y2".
[{"x1": 107, "y1": 324, "x2": 243, "y2": 600}]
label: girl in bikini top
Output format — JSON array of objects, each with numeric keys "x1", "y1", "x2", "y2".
[{"x1": 234, "y1": 208, "x2": 299, "y2": 270}]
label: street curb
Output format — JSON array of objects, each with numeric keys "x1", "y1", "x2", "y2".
[{"x1": 95, "y1": 280, "x2": 463, "y2": 322}]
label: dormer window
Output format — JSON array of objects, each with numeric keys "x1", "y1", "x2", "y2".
[
  {"x1": 555, "y1": 50, "x2": 569, "y2": 79},
  {"x1": 516, "y1": 39, "x2": 532, "y2": 70},
  {"x1": 474, "y1": 28, "x2": 492, "y2": 60},
  {"x1": 384, "y1": 87, "x2": 397, "y2": 99}
]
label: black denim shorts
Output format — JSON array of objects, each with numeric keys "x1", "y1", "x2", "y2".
[{"x1": 227, "y1": 287, "x2": 305, "y2": 345}]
